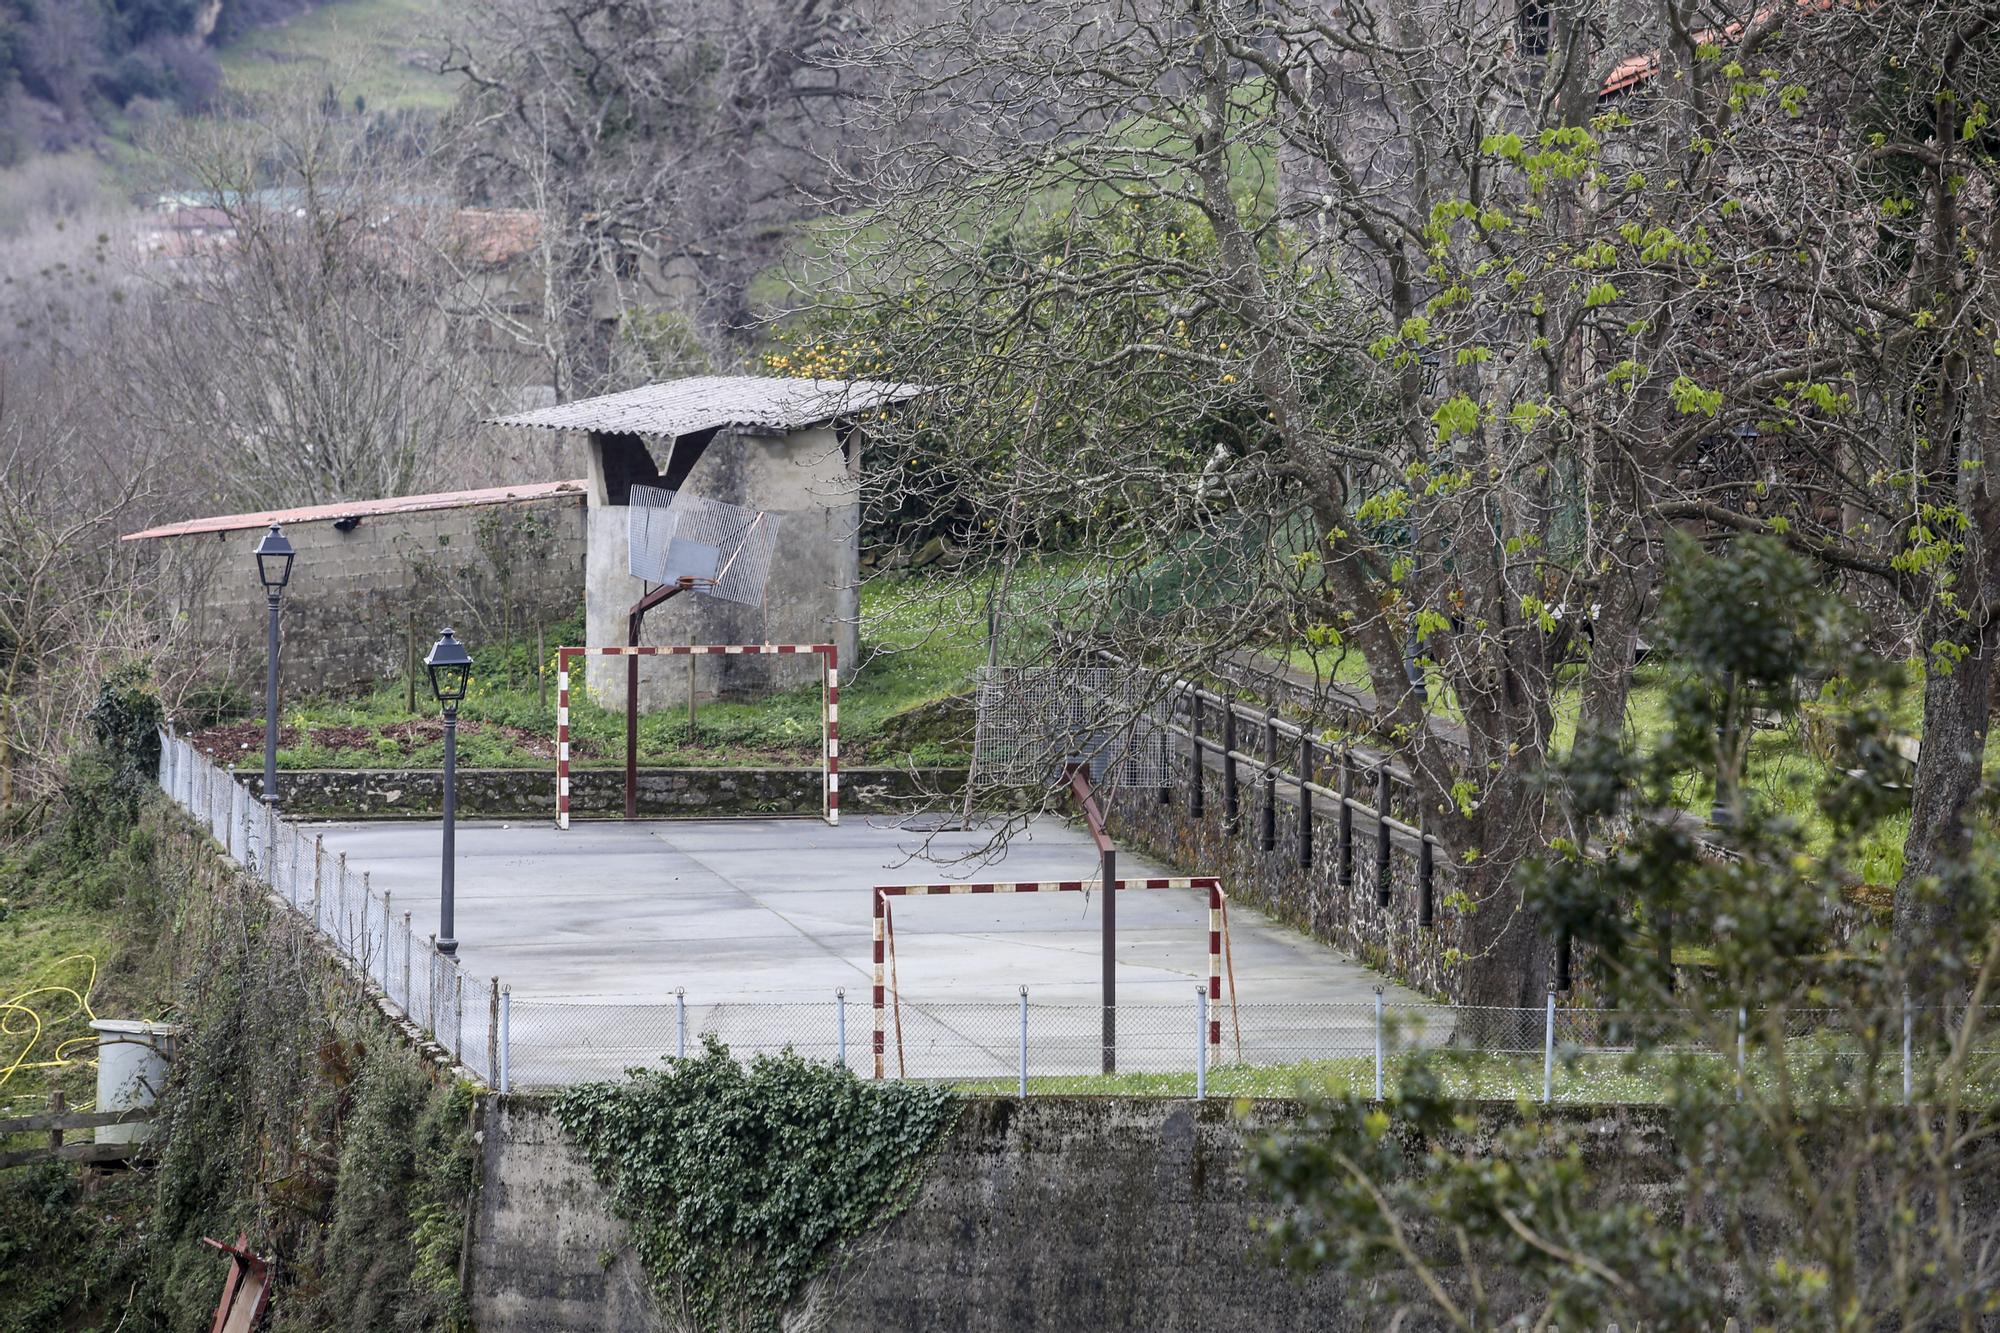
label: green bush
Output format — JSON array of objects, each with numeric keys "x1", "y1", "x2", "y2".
[{"x1": 554, "y1": 1038, "x2": 956, "y2": 1332}]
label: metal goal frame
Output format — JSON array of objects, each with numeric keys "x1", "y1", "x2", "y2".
[
  {"x1": 869, "y1": 876, "x2": 1224, "y2": 1078},
  {"x1": 554, "y1": 643, "x2": 839, "y2": 828}
]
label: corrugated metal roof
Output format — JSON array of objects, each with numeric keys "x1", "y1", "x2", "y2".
[
  {"x1": 487, "y1": 376, "x2": 930, "y2": 437},
  {"x1": 122, "y1": 479, "x2": 586, "y2": 541}
]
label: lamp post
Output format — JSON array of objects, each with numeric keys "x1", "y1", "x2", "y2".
[
  {"x1": 425, "y1": 627, "x2": 472, "y2": 957},
  {"x1": 253, "y1": 524, "x2": 295, "y2": 808}
]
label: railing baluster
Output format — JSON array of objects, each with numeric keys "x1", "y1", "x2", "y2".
[
  {"x1": 1374, "y1": 765, "x2": 1393, "y2": 907},
  {"x1": 1296, "y1": 730, "x2": 1314, "y2": 869}
]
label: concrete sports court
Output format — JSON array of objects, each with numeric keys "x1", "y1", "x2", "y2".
[{"x1": 314, "y1": 816, "x2": 1415, "y2": 1006}]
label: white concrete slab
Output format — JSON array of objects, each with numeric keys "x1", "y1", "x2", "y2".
[
  {"x1": 308, "y1": 815, "x2": 1430, "y2": 1082},
  {"x1": 311, "y1": 816, "x2": 1412, "y2": 1003}
]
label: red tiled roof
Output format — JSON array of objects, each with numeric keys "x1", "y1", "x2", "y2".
[
  {"x1": 122, "y1": 479, "x2": 586, "y2": 541},
  {"x1": 1599, "y1": 1, "x2": 1832, "y2": 98}
]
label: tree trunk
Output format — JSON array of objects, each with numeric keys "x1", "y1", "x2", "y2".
[
  {"x1": 1893, "y1": 607, "x2": 1997, "y2": 978},
  {"x1": 1452, "y1": 850, "x2": 1555, "y2": 1013}
]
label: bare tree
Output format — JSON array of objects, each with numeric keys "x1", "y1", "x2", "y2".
[
  {"x1": 127, "y1": 96, "x2": 504, "y2": 508},
  {"x1": 445, "y1": 0, "x2": 869, "y2": 393}
]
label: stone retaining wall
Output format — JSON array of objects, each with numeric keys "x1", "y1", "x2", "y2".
[
  {"x1": 240, "y1": 765, "x2": 967, "y2": 819},
  {"x1": 469, "y1": 1096, "x2": 1677, "y2": 1333}
]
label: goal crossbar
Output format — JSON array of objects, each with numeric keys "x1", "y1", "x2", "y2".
[
  {"x1": 870, "y1": 876, "x2": 1223, "y2": 1078},
  {"x1": 554, "y1": 643, "x2": 839, "y2": 829}
]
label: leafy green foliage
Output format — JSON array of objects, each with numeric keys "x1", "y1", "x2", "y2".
[
  {"x1": 1249, "y1": 541, "x2": 2000, "y2": 1329},
  {"x1": 554, "y1": 1038, "x2": 956, "y2": 1331}
]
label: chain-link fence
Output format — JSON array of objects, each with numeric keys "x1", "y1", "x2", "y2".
[
  {"x1": 160, "y1": 732, "x2": 493, "y2": 1085},
  {"x1": 157, "y1": 732, "x2": 2000, "y2": 1102}
]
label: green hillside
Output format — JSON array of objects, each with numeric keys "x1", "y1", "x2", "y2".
[{"x1": 216, "y1": 0, "x2": 460, "y2": 113}]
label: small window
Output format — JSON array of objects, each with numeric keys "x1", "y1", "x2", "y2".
[{"x1": 1520, "y1": 1, "x2": 1551, "y2": 58}]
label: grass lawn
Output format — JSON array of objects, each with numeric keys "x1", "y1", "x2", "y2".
[
  {"x1": 954, "y1": 1042, "x2": 1996, "y2": 1104},
  {"x1": 0, "y1": 826, "x2": 173, "y2": 1124},
  {"x1": 202, "y1": 570, "x2": 1029, "y2": 772}
]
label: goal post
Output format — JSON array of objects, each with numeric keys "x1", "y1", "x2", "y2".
[
  {"x1": 870, "y1": 876, "x2": 1224, "y2": 1079},
  {"x1": 554, "y1": 643, "x2": 839, "y2": 828}
]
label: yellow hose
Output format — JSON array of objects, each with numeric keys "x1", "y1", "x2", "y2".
[{"x1": 0, "y1": 952, "x2": 101, "y2": 1101}]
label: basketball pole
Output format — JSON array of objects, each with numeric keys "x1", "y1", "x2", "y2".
[
  {"x1": 625, "y1": 577, "x2": 697, "y2": 818},
  {"x1": 1067, "y1": 764, "x2": 1117, "y2": 1074}
]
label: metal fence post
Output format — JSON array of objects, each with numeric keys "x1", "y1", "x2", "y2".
[
  {"x1": 1373, "y1": 985, "x2": 1384, "y2": 1100},
  {"x1": 1337, "y1": 748, "x2": 1354, "y2": 888},
  {"x1": 1542, "y1": 987, "x2": 1557, "y2": 1105},
  {"x1": 1374, "y1": 765, "x2": 1393, "y2": 906},
  {"x1": 312, "y1": 835, "x2": 324, "y2": 932},
  {"x1": 382, "y1": 892, "x2": 393, "y2": 989},
  {"x1": 488, "y1": 978, "x2": 501, "y2": 1083},
  {"x1": 676, "y1": 988, "x2": 687, "y2": 1059},
  {"x1": 1196, "y1": 985, "x2": 1209, "y2": 1100},
  {"x1": 402, "y1": 912, "x2": 413, "y2": 1011},
  {"x1": 499, "y1": 985, "x2": 512, "y2": 1094},
  {"x1": 1260, "y1": 710, "x2": 1277, "y2": 852},
  {"x1": 1221, "y1": 703, "x2": 1239, "y2": 834},
  {"x1": 836, "y1": 988, "x2": 847, "y2": 1069},
  {"x1": 454, "y1": 971, "x2": 464, "y2": 1066},
  {"x1": 360, "y1": 871, "x2": 373, "y2": 969},
  {"x1": 1296, "y1": 730, "x2": 1314, "y2": 869},
  {"x1": 1018, "y1": 986, "x2": 1029, "y2": 1099}
]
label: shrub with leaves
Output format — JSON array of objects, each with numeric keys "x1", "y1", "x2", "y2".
[
  {"x1": 1250, "y1": 539, "x2": 2000, "y2": 1330},
  {"x1": 553, "y1": 1038, "x2": 956, "y2": 1332}
]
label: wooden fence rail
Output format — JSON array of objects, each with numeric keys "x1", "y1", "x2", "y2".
[{"x1": 0, "y1": 1091, "x2": 156, "y2": 1170}]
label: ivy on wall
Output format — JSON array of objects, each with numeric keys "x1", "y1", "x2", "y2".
[
  {"x1": 0, "y1": 774, "x2": 480, "y2": 1331},
  {"x1": 554, "y1": 1037, "x2": 957, "y2": 1332}
]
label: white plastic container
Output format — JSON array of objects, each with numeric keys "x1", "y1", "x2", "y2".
[{"x1": 89, "y1": 1019, "x2": 179, "y2": 1145}]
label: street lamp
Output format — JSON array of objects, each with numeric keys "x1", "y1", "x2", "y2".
[
  {"x1": 252, "y1": 524, "x2": 295, "y2": 808},
  {"x1": 425, "y1": 627, "x2": 473, "y2": 957}
]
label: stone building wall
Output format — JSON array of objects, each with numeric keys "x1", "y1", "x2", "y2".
[{"x1": 149, "y1": 490, "x2": 587, "y2": 699}]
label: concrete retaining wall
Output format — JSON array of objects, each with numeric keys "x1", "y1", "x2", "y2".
[
  {"x1": 241, "y1": 765, "x2": 967, "y2": 819},
  {"x1": 469, "y1": 1096, "x2": 1677, "y2": 1333}
]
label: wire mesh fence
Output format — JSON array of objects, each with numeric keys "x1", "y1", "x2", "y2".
[
  {"x1": 156, "y1": 732, "x2": 2000, "y2": 1102},
  {"x1": 160, "y1": 732, "x2": 492, "y2": 1086}
]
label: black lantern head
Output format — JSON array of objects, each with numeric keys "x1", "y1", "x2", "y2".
[
  {"x1": 425, "y1": 627, "x2": 473, "y2": 710},
  {"x1": 254, "y1": 523, "x2": 295, "y2": 590}
]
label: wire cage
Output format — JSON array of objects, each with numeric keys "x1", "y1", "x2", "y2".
[
  {"x1": 972, "y1": 665, "x2": 1173, "y2": 789},
  {"x1": 627, "y1": 486, "x2": 781, "y2": 607}
]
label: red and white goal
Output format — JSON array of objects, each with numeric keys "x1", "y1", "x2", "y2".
[
  {"x1": 869, "y1": 876, "x2": 1225, "y2": 1078},
  {"x1": 554, "y1": 643, "x2": 839, "y2": 829}
]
